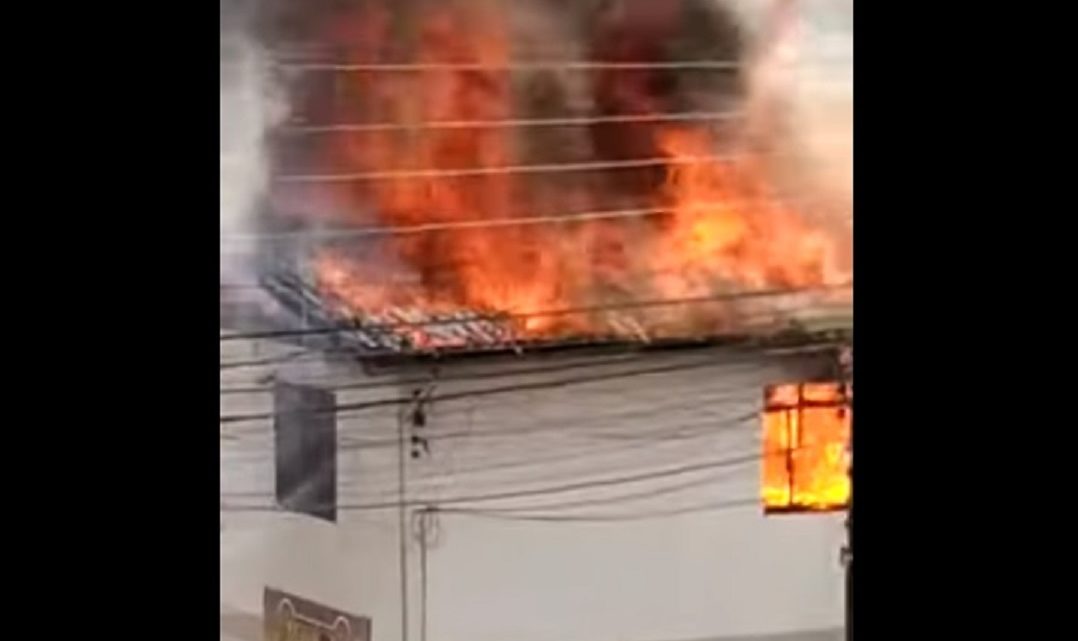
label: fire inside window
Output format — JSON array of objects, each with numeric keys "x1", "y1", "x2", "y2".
[{"x1": 761, "y1": 382, "x2": 851, "y2": 513}]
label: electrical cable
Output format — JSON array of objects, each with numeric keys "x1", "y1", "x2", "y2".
[
  {"x1": 218, "y1": 282, "x2": 851, "y2": 343},
  {"x1": 218, "y1": 198, "x2": 804, "y2": 244},
  {"x1": 435, "y1": 497, "x2": 759, "y2": 522},
  {"x1": 218, "y1": 354, "x2": 797, "y2": 425},
  {"x1": 220, "y1": 358, "x2": 788, "y2": 434},
  {"x1": 273, "y1": 59, "x2": 741, "y2": 72},
  {"x1": 220, "y1": 453, "x2": 759, "y2": 513},
  {"x1": 281, "y1": 110, "x2": 744, "y2": 134},
  {"x1": 275, "y1": 154, "x2": 740, "y2": 183}
]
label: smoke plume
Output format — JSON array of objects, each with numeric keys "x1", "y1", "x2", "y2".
[{"x1": 220, "y1": 0, "x2": 289, "y2": 285}]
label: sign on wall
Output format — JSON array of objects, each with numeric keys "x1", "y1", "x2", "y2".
[{"x1": 264, "y1": 587, "x2": 371, "y2": 641}]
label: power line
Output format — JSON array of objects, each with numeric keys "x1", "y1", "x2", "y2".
[
  {"x1": 225, "y1": 440, "x2": 757, "y2": 509},
  {"x1": 218, "y1": 282, "x2": 852, "y2": 343},
  {"x1": 445, "y1": 468, "x2": 752, "y2": 515},
  {"x1": 225, "y1": 419, "x2": 755, "y2": 482},
  {"x1": 219, "y1": 341, "x2": 841, "y2": 395},
  {"x1": 219, "y1": 352, "x2": 648, "y2": 394},
  {"x1": 223, "y1": 421, "x2": 756, "y2": 501},
  {"x1": 219, "y1": 324, "x2": 845, "y2": 373},
  {"x1": 436, "y1": 497, "x2": 758, "y2": 522},
  {"x1": 223, "y1": 422, "x2": 757, "y2": 502},
  {"x1": 220, "y1": 204, "x2": 709, "y2": 243},
  {"x1": 282, "y1": 110, "x2": 744, "y2": 134},
  {"x1": 275, "y1": 153, "x2": 735, "y2": 183},
  {"x1": 225, "y1": 407, "x2": 832, "y2": 510},
  {"x1": 331, "y1": 412, "x2": 756, "y2": 451},
  {"x1": 223, "y1": 385, "x2": 764, "y2": 458},
  {"x1": 218, "y1": 197, "x2": 819, "y2": 245},
  {"x1": 216, "y1": 327, "x2": 840, "y2": 398},
  {"x1": 218, "y1": 351, "x2": 815, "y2": 425},
  {"x1": 221, "y1": 453, "x2": 758, "y2": 513},
  {"x1": 223, "y1": 403, "x2": 757, "y2": 451},
  {"x1": 219, "y1": 353, "x2": 805, "y2": 436},
  {"x1": 273, "y1": 60, "x2": 741, "y2": 72},
  {"x1": 219, "y1": 350, "x2": 311, "y2": 370},
  {"x1": 353, "y1": 433, "x2": 756, "y2": 495}
]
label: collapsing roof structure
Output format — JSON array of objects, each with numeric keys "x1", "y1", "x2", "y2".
[{"x1": 258, "y1": 264, "x2": 851, "y2": 361}]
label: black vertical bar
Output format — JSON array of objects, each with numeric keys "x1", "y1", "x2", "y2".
[
  {"x1": 420, "y1": 510, "x2": 429, "y2": 641},
  {"x1": 845, "y1": 512, "x2": 852, "y2": 640},
  {"x1": 784, "y1": 408, "x2": 794, "y2": 505},
  {"x1": 846, "y1": 377, "x2": 853, "y2": 641},
  {"x1": 846, "y1": 507, "x2": 852, "y2": 640},
  {"x1": 397, "y1": 407, "x2": 409, "y2": 641}
]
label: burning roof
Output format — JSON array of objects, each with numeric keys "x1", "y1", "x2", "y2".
[
  {"x1": 260, "y1": 264, "x2": 848, "y2": 360},
  {"x1": 252, "y1": 0, "x2": 851, "y2": 357}
]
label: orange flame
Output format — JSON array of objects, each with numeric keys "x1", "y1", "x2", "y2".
[
  {"x1": 303, "y1": 1, "x2": 850, "y2": 341},
  {"x1": 761, "y1": 382, "x2": 851, "y2": 512}
]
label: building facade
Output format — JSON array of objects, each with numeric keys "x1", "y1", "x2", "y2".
[{"x1": 221, "y1": 333, "x2": 848, "y2": 641}]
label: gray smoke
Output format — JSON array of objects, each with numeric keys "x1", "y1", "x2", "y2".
[
  {"x1": 220, "y1": 0, "x2": 289, "y2": 285},
  {"x1": 732, "y1": 0, "x2": 853, "y2": 222}
]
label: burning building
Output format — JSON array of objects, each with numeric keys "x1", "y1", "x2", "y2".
[
  {"x1": 235, "y1": 0, "x2": 851, "y2": 353},
  {"x1": 221, "y1": 1, "x2": 852, "y2": 640}
]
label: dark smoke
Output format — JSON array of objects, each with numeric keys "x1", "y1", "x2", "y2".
[
  {"x1": 584, "y1": 0, "x2": 745, "y2": 198},
  {"x1": 251, "y1": 0, "x2": 749, "y2": 232}
]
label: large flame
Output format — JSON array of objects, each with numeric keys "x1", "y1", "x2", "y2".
[{"x1": 297, "y1": 0, "x2": 850, "y2": 342}]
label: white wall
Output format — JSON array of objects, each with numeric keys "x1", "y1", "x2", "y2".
[{"x1": 221, "y1": 341, "x2": 846, "y2": 641}]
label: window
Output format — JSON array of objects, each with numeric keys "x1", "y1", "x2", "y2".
[
  {"x1": 761, "y1": 381, "x2": 850, "y2": 513},
  {"x1": 274, "y1": 382, "x2": 337, "y2": 522}
]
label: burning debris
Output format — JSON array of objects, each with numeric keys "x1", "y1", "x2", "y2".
[
  {"x1": 253, "y1": 0, "x2": 852, "y2": 352},
  {"x1": 263, "y1": 269, "x2": 519, "y2": 354},
  {"x1": 358, "y1": 308, "x2": 516, "y2": 353},
  {"x1": 262, "y1": 263, "x2": 847, "y2": 358}
]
